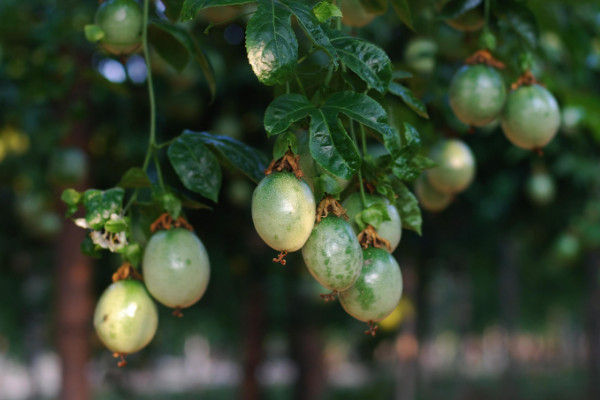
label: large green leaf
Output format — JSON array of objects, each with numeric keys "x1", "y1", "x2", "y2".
[
  {"x1": 497, "y1": 1, "x2": 538, "y2": 49},
  {"x1": 439, "y1": 0, "x2": 482, "y2": 19},
  {"x1": 390, "y1": 0, "x2": 414, "y2": 30},
  {"x1": 281, "y1": 0, "x2": 338, "y2": 65},
  {"x1": 168, "y1": 133, "x2": 222, "y2": 202},
  {"x1": 180, "y1": 0, "x2": 255, "y2": 21},
  {"x1": 82, "y1": 188, "x2": 125, "y2": 230},
  {"x1": 330, "y1": 33, "x2": 392, "y2": 94},
  {"x1": 264, "y1": 94, "x2": 314, "y2": 136},
  {"x1": 189, "y1": 130, "x2": 270, "y2": 183},
  {"x1": 388, "y1": 82, "x2": 429, "y2": 119},
  {"x1": 246, "y1": 0, "x2": 297, "y2": 85},
  {"x1": 392, "y1": 180, "x2": 422, "y2": 235},
  {"x1": 162, "y1": 0, "x2": 184, "y2": 21}
]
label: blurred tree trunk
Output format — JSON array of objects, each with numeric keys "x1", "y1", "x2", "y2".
[
  {"x1": 499, "y1": 237, "x2": 519, "y2": 399},
  {"x1": 241, "y1": 281, "x2": 265, "y2": 400},
  {"x1": 585, "y1": 250, "x2": 600, "y2": 400}
]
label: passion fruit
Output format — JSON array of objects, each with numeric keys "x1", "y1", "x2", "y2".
[
  {"x1": 427, "y1": 139, "x2": 475, "y2": 194},
  {"x1": 95, "y1": 0, "x2": 143, "y2": 55},
  {"x1": 415, "y1": 174, "x2": 453, "y2": 212}
]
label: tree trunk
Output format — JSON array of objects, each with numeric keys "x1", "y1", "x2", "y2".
[{"x1": 586, "y1": 250, "x2": 600, "y2": 400}]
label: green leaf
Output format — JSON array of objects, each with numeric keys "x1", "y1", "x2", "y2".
[
  {"x1": 392, "y1": 70, "x2": 413, "y2": 80},
  {"x1": 390, "y1": 0, "x2": 414, "y2": 30},
  {"x1": 439, "y1": 0, "x2": 482, "y2": 19},
  {"x1": 498, "y1": 1, "x2": 538, "y2": 49},
  {"x1": 246, "y1": 0, "x2": 297, "y2": 85},
  {"x1": 360, "y1": 0, "x2": 387, "y2": 15},
  {"x1": 148, "y1": 24, "x2": 189, "y2": 72},
  {"x1": 393, "y1": 181, "x2": 422, "y2": 235},
  {"x1": 313, "y1": 173, "x2": 343, "y2": 199},
  {"x1": 82, "y1": 188, "x2": 125, "y2": 230},
  {"x1": 61, "y1": 188, "x2": 82, "y2": 217},
  {"x1": 179, "y1": 193, "x2": 213, "y2": 210},
  {"x1": 273, "y1": 131, "x2": 298, "y2": 159},
  {"x1": 168, "y1": 133, "x2": 222, "y2": 202},
  {"x1": 388, "y1": 82, "x2": 429, "y2": 119},
  {"x1": 84, "y1": 24, "x2": 104, "y2": 43},
  {"x1": 119, "y1": 243, "x2": 142, "y2": 268},
  {"x1": 81, "y1": 236, "x2": 102, "y2": 259},
  {"x1": 117, "y1": 167, "x2": 152, "y2": 189},
  {"x1": 160, "y1": 192, "x2": 182, "y2": 219},
  {"x1": 282, "y1": 0, "x2": 338, "y2": 65},
  {"x1": 264, "y1": 94, "x2": 314, "y2": 136},
  {"x1": 392, "y1": 158, "x2": 420, "y2": 182},
  {"x1": 180, "y1": 0, "x2": 255, "y2": 21},
  {"x1": 162, "y1": 0, "x2": 185, "y2": 21},
  {"x1": 402, "y1": 122, "x2": 421, "y2": 155},
  {"x1": 313, "y1": 1, "x2": 342, "y2": 22},
  {"x1": 190, "y1": 130, "x2": 270, "y2": 184},
  {"x1": 330, "y1": 33, "x2": 392, "y2": 94},
  {"x1": 104, "y1": 217, "x2": 129, "y2": 233},
  {"x1": 410, "y1": 154, "x2": 437, "y2": 170}
]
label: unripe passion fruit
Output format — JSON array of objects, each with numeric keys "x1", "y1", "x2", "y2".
[
  {"x1": 449, "y1": 65, "x2": 506, "y2": 127},
  {"x1": 301, "y1": 216, "x2": 363, "y2": 291},
  {"x1": 252, "y1": 172, "x2": 316, "y2": 252},
  {"x1": 415, "y1": 174, "x2": 452, "y2": 212},
  {"x1": 339, "y1": 247, "x2": 403, "y2": 322},
  {"x1": 95, "y1": 0, "x2": 143, "y2": 54},
  {"x1": 526, "y1": 170, "x2": 556, "y2": 206},
  {"x1": 93, "y1": 279, "x2": 158, "y2": 354},
  {"x1": 427, "y1": 139, "x2": 475, "y2": 194},
  {"x1": 501, "y1": 84, "x2": 561, "y2": 150},
  {"x1": 342, "y1": 193, "x2": 402, "y2": 252},
  {"x1": 340, "y1": 0, "x2": 377, "y2": 28},
  {"x1": 142, "y1": 228, "x2": 210, "y2": 309}
]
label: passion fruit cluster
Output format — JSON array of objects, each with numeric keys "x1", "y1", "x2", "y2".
[
  {"x1": 93, "y1": 218, "x2": 210, "y2": 366},
  {"x1": 251, "y1": 153, "x2": 403, "y2": 334}
]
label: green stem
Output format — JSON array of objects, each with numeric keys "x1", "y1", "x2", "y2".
[
  {"x1": 349, "y1": 121, "x2": 368, "y2": 208},
  {"x1": 484, "y1": 0, "x2": 491, "y2": 30},
  {"x1": 336, "y1": 0, "x2": 342, "y2": 31},
  {"x1": 359, "y1": 124, "x2": 368, "y2": 156},
  {"x1": 294, "y1": 72, "x2": 307, "y2": 97}
]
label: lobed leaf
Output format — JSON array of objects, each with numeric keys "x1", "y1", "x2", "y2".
[
  {"x1": 264, "y1": 94, "x2": 314, "y2": 136},
  {"x1": 82, "y1": 188, "x2": 125, "y2": 230},
  {"x1": 388, "y1": 82, "x2": 429, "y2": 119}
]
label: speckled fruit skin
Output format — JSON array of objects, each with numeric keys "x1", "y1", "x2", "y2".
[
  {"x1": 339, "y1": 247, "x2": 403, "y2": 322},
  {"x1": 427, "y1": 139, "x2": 475, "y2": 194},
  {"x1": 449, "y1": 65, "x2": 506, "y2": 127},
  {"x1": 96, "y1": 0, "x2": 143, "y2": 53},
  {"x1": 301, "y1": 216, "x2": 363, "y2": 291},
  {"x1": 415, "y1": 174, "x2": 452, "y2": 212},
  {"x1": 342, "y1": 193, "x2": 402, "y2": 252},
  {"x1": 142, "y1": 228, "x2": 210, "y2": 309},
  {"x1": 252, "y1": 172, "x2": 316, "y2": 252},
  {"x1": 340, "y1": 0, "x2": 377, "y2": 27},
  {"x1": 501, "y1": 84, "x2": 560, "y2": 150},
  {"x1": 93, "y1": 280, "x2": 158, "y2": 354}
]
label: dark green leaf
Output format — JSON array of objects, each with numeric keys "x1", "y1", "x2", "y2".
[
  {"x1": 82, "y1": 188, "x2": 125, "y2": 230},
  {"x1": 313, "y1": 173, "x2": 343, "y2": 199},
  {"x1": 313, "y1": 1, "x2": 342, "y2": 22},
  {"x1": 84, "y1": 24, "x2": 104, "y2": 43},
  {"x1": 388, "y1": 82, "x2": 429, "y2": 119},
  {"x1": 273, "y1": 131, "x2": 298, "y2": 159},
  {"x1": 264, "y1": 94, "x2": 314, "y2": 136},
  {"x1": 360, "y1": 0, "x2": 388, "y2": 15},
  {"x1": 392, "y1": 158, "x2": 421, "y2": 182},
  {"x1": 190, "y1": 130, "x2": 270, "y2": 184},
  {"x1": 181, "y1": 0, "x2": 254, "y2": 21},
  {"x1": 439, "y1": 0, "x2": 482, "y2": 19},
  {"x1": 81, "y1": 236, "x2": 102, "y2": 259},
  {"x1": 390, "y1": 0, "x2": 414, "y2": 30},
  {"x1": 168, "y1": 133, "x2": 222, "y2": 202},
  {"x1": 330, "y1": 33, "x2": 392, "y2": 94},
  {"x1": 61, "y1": 188, "x2": 82, "y2": 218},
  {"x1": 162, "y1": 0, "x2": 185, "y2": 21},
  {"x1": 179, "y1": 193, "x2": 213, "y2": 210},
  {"x1": 410, "y1": 154, "x2": 437, "y2": 170},
  {"x1": 117, "y1": 167, "x2": 152, "y2": 189},
  {"x1": 402, "y1": 122, "x2": 421, "y2": 155},
  {"x1": 393, "y1": 181, "x2": 422, "y2": 235},
  {"x1": 246, "y1": 0, "x2": 297, "y2": 85},
  {"x1": 499, "y1": 1, "x2": 538, "y2": 49},
  {"x1": 148, "y1": 24, "x2": 189, "y2": 72}
]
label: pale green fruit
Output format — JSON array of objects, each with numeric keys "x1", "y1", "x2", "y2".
[
  {"x1": 339, "y1": 247, "x2": 403, "y2": 322},
  {"x1": 415, "y1": 174, "x2": 452, "y2": 212},
  {"x1": 94, "y1": 280, "x2": 158, "y2": 354},
  {"x1": 302, "y1": 216, "x2": 363, "y2": 291},
  {"x1": 143, "y1": 228, "x2": 210, "y2": 309},
  {"x1": 501, "y1": 84, "x2": 560, "y2": 150},
  {"x1": 96, "y1": 0, "x2": 143, "y2": 47},
  {"x1": 526, "y1": 170, "x2": 556, "y2": 206},
  {"x1": 252, "y1": 172, "x2": 316, "y2": 252},
  {"x1": 342, "y1": 193, "x2": 402, "y2": 252},
  {"x1": 427, "y1": 139, "x2": 475, "y2": 194}
]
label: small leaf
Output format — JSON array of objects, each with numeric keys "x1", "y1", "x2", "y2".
[
  {"x1": 117, "y1": 167, "x2": 152, "y2": 189},
  {"x1": 84, "y1": 24, "x2": 104, "y2": 43},
  {"x1": 264, "y1": 94, "x2": 314, "y2": 136},
  {"x1": 388, "y1": 82, "x2": 429, "y2": 119},
  {"x1": 82, "y1": 188, "x2": 125, "y2": 230},
  {"x1": 162, "y1": 0, "x2": 185, "y2": 21},
  {"x1": 392, "y1": 159, "x2": 421, "y2": 182},
  {"x1": 168, "y1": 133, "x2": 222, "y2": 202},
  {"x1": 393, "y1": 181, "x2": 422, "y2": 235},
  {"x1": 273, "y1": 131, "x2": 298, "y2": 159},
  {"x1": 162, "y1": 192, "x2": 182, "y2": 219},
  {"x1": 358, "y1": 203, "x2": 391, "y2": 230},
  {"x1": 246, "y1": 0, "x2": 298, "y2": 85},
  {"x1": 61, "y1": 188, "x2": 82, "y2": 218},
  {"x1": 148, "y1": 24, "x2": 190, "y2": 72},
  {"x1": 191, "y1": 130, "x2": 270, "y2": 184},
  {"x1": 498, "y1": 1, "x2": 539, "y2": 49},
  {"x1": 313, "y1": 173, "x2": 343, "y2": 199},
  {"x1": 104, "y1": 217, "x2": 129, "y2": 233},
  {"x1": 180, "y1": 0, "x2": 254, "y2": 21},
  {"x1": 390, "y1": 0, "x2": 414, "y2": 30},
  {"x1": 119, "y1": 243, "x2": 142, "y2": 268},
  {"x1": 439, "y1": 0, "x2": 482, "y2": 19},
  {"x1": 392, "y1": 70, "x2": 413, "y2": 80},
  {"x1": 402, "y1": 122, "x2": 421, "y2": 155},
  {"x1": 330, "y1": 33, "x2": 392, "y2": 94},
  {"x1": 410, "y1": 155, "x2": 437, "y2": 170},
  {"x1": 313, "y1": 1, "x2": 342, "y2": 22}
]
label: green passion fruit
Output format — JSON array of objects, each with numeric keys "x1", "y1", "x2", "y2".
[
  {"x1": 342, "y1": 193, "x2": 402, "y2": 252},
  {"x1": 427, "y1": 139, "x2": 475, "y2": 194},
  {"x1": 415, "y1": 174, "x2": 453, "y2": 212},
  {"x1": 252, "y1": 172, "x2": 316, "y2": 252},
  {"x1": 301, "y1": 216, "x2": 363, "y2": 291},
  {"x1": 93, "y1": 279, "x2": 158, "y2": 354},
  {"x1": 142, "y1": 228, "x2": 210, "y2": 309},
  {"x1": 95, "y1": 0, "x2": 143, "y2": 55},
  {"x1": 501, "y1": 84, "x2": 561, "y2": 150},
  {"x1": 526, "y1": 170, "x2": 556, "y2": 206},
  {"x1": 449, "y1": 65, "x2": 506, "y2": 127},
  {"x1": 338, "y1": 247, "x2": 403, "y2": 322}
]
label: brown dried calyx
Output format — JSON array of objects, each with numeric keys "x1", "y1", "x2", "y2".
[
  {"x1": 151, "y1": 213, "x2": 194, "y2": 233},
  {"x1": 358, "y1": 225, "x2": 392, "y2": 252},
  {"x1": 365, "y1": 321, "x2": 379, "y2": 337},
  {"x1": 316, "y1": 195, "x2": 348, "y2": 223},
  {"x1": 112, "y1": 262, "x2": 143, "y2": 283},
  {"x1": 264, "y1": 150, "x2": 304, "y2": 179},
  {"x1": 465, "y1": 49, "x2": 505, "y2": 69},
  {"x1": 510, "y1": 70, "x2": 540, "y2": 90}
]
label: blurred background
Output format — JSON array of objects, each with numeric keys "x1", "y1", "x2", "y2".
[{"x1": 1, "y1": 0, "x2": 600, "y2": 399}]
